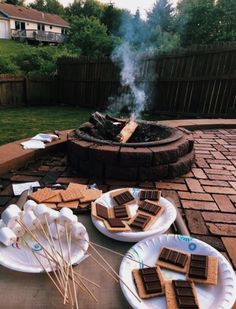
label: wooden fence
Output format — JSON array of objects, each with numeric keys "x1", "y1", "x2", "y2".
[
  {"x1": 0, "y1": 43, "x2": 235, "y2": 117},
  {"x1": 57, "y1": 43, "x2": 236, "y2": 117},
  {"x1": 0, "y1": 74, "x2": 26, "y2": 107},
  {"x1": 0, "y1": 74, "x2": 58, "y2": 107}
]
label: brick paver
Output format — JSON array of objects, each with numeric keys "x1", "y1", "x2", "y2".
[{"x1": 0, "y1": 128, "x2": 236, "y2": 273}]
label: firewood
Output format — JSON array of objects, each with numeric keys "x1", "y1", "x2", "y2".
[{"x1": 119, "y1": 120, "x2": 138, "y2": 143}]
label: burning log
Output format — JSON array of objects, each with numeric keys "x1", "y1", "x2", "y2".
[
  {"x1": 79, "y1": 112, "x2": 138, "y2": 143},
  {"x1": 119, "y1": 116, "x2": 138, "y2": 143}
]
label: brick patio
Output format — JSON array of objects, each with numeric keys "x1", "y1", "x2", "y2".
[{"x1": 0, "y1": 124, "x2": 236, "y2": 274}]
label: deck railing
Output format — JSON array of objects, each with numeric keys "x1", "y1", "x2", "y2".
[{"x1": 11, "y1": 29, "x2": 66, "y2": 43}]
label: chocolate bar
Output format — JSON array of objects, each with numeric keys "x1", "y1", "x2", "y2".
[
  {"x1": 139, "y1": 268, "x2": 163, "y2": 294},
  {"x1": 113, "y1": 205, "x2": 129, "y2": 219},
  {"x1": 139, "y1": 190, "x2": 160, "y2": 201},
  {"x1": 159, "y1": 248, "x2": 188, "y2": 268},
  {"x1": 139, "y1": 201, "x2": 162, "y2": 216},
  {"x1": 96, "y1": 203, "x2": 109, "y2": 220},
  {"x1": 188, "y1": 255, "x2": 208, "y2": 280},
  {"x1": 107, "y1": 218, "x2": 126, "y2": 228},
  {"x1": 113, "y1": 190, "x2": 134, "y2": 205},
  {"x1": 130, "y1": 213, "x2": 151, "y2": 230},
  {"x1": 172, "y1": 280, "x2": 199, "y2": 309}
]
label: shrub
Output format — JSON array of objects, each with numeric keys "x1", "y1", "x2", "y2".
[{"x1": 0, "y1": 56, "x2": 19, "y2": 74}]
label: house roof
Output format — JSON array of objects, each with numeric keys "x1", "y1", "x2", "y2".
[{"x1": 0, "y1": 3, "x2": 69, "y2": 28}]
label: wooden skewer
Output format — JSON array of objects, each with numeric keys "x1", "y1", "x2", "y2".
[
  {"x1": 55, "y1": 221, "x2": 74, "y2": 306},
  {"x1": 89, "y1": 242, "x2": 141, "y2": 303},
  {"x1": 89, "y1": 254, "x2": 118, "y2": 282},
  {"x1": 74, "y1": 272, "x2": 100, "y2": 288},
  {"x1": 65, "y1": 222, "x2": 78, "y2": 309},
  {"x1": 37, "y1": 220, "x2": 65, "y2": 289},
  {"x1": 89, "y1": 241, "x2": 152, "y2": 268},
  {"x1": 73, "y1": 274, "x2": 98, "y2": 303},
  {"x1": 23, "y1": 237, "x2": 69, "y2": 303}
]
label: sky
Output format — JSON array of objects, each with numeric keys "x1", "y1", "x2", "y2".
[{"x1": 58, "y1": 0, "x2": 178, "y2": 18}]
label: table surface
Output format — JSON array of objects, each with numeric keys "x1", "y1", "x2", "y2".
[{"x1": 0, "y1": 191, "x2": 178, "y2": 309}]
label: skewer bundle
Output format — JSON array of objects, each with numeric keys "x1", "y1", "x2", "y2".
[
  {"x1": 0, "y1": 203, "x2": 89, "y2": 308},
  {"x1": 0, "y1": 202, "x2": 143, "y2": 306}
]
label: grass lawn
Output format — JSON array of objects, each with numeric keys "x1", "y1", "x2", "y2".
[
  {"x1": 0, "y1": 39, "x2": 32, "y2": 57},
  {"x1": 0, "y1": 106, "x2": 95, "y2": 145}
]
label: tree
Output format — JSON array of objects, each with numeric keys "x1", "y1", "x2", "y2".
[
  {"x1": 29, "y1": 0, "x2": 64, "y2": 16},
  {"x1": 146, "y1": 0, "x2": 180, "y2": 52},
  {"x1": 147, "y1": 0, "x2": 175, "y2": 32},
  {"x1": 101, "y1": 3, "x2": 124, "y2": 35},
  {"x1": 216, "y1": 0, "x2": 236, "y2": 41},
  {"x1": 176, "y1": 0, "x2": 219, "y2": 46},
  {"x1": 5, "y1": 0, "x2": 25, "y2": 5},
  {"x1": 67, "y1": 15, "x2": 116, "y2": 56},
  {"x1": 65, "y1": 0, "x2": 104, "y2": 20}
]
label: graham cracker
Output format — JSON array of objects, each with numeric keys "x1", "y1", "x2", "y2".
[
  {"x1": 156, "y1": 247, "x2": 190, "y2": 274},
  {"x1": 103, "y1": 219, "x2": 131, "y2": 233},
  {"x1": 29, "y1": 188, "x2": 58, "y2": 203},
  {"x1": 91, "y1": 202, "x2": 112, "y2": 221},
  {"x1": 67, "y1": 183, "x2": 86, "y2": 196},
  {"x1": 110, "y1": 188, "x2": 135, "y2": 205},
  {"x1": 139, "y1": 189, "x2": 161, "y2": 201},
  {"x1": 165, "y1": 280, "x2": 199, "y2": 309},
  {"x1": 186, "y1": 256, "x2": 218, "y2": 285},
  {"x1": 44, "y1": 191, "x2": 62, "y2": 203},
  {"x1": 60, "y1": 188, "x2": 83, "y2": 202},
  {"x1": 57, "y1": 201, "x2": 79, "y2": 209},
  {"x1": 132, "y1": 267, "x2": 165, "y2": 299},
  {"x1": 79, "y1": 189, "x2": 102, "y2": 203},
  {"x1": 78, "y1": 202, "x2": 91, "y2": 209},
  {"x1": 128, "y1": 212, "x2": 156, "y2": 231},
  {"x1": 44, "y1": 203, "x2": 57, "y2": 209}
]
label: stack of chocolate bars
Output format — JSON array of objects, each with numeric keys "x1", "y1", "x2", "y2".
[
  {"x1": 91, "y1": 188, "x2": 163, "y2": 233},
  {"x1": 132, "y1": 246, "x2": 219, "y2": 308}
]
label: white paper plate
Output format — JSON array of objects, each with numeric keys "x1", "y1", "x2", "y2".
[
  {"x1": 91, "y1": 188, "x2": 177, "y2": 242},
  {"x1": 0, "y1": 220, "x2": 89, "y2": 273},
  {"x1": 119, "y1": 234, "x2": 236, "y2": 309}
]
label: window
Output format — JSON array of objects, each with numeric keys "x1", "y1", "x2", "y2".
[
  {"x1": 15, "y1": 21, "x2": 25, "y2": 30},
  {"x1": 15, "y1": 21, "x2": 20, "y2": 30},
  {"x1": 61, "y1": 28, "x2": 67, "y2": 35},
  {"x1": 37, "y1": 23, "x2": 45, "y2": 31},
  {"x1": 50, "y1": 25, "x2": 52, "y2": 30}
]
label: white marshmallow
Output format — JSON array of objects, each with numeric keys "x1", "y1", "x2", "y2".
[
  {"x1": 1, "y1": 205, "x2": 22, "y2": 228},
  {"x1": 0, "y1": 221, "x2": 6, "y2": 228},
  {"x1": 48, "y1": 209, "x2": 60, "y2": 224},
  {"x1": 72, "y1": 222, "x2": 86, "y2": 240},
  {"x1": 34, "y1": 204, "x2": 50, "y2": 223},
  {"x1": 59, "y1": 208, "x2": 74, "y2": 226},
  {"x1": 12, "y1": 222, "x2": 25, "y2": 237},
  {"x1": 49, "y1": 222, "x2": 65, "y2": 239},
  {"x1": 22, "y1": 210, "x2": 40, "y2": 231},
  {"x1": 23, "y1": 200, "x2": 37, "y2": 212},
  {"x1": 0, "y1": 227, "x2": 17, "y2": 246}
]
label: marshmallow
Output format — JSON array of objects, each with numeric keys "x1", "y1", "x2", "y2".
[
  {"x1": 22, "y1": 210, "x2": 40, "y2": 231},
  {"x1": 12, "y1": 222, "x2": 25, "y2": 237},
  {"x1": 0, "y1": 221, "x2": 6, "y2": 228},
  {"x1": 1, "y1": 204, "x2": 22, "y2": 228},
  {"x1": 0, "y1": 227, "x2": 17, "y2": 246},
  {"x1": 23, "y1": 200, "x2": 37, "y2": 212},
  {"x1": 34, "y1": 204, "x2": 50, "y2": 223},
  {"x1": 48, "y1": 209, "x2": 60, "y2": 224},
  {"x1": 59, "y1": 208, "x2": 74, "y2": 226},
  {"x1": 49, "y1": 222, "x2": 65, "y2": 239},
  {"x1": 72, "y1": 222, "x2": 86, "y2": 240}
]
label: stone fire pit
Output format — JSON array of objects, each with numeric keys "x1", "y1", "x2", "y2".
[{"x1": 68, "y1": 119, "x2": 195, "y2": 181}]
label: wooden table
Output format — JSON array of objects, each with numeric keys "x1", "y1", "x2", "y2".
[{"x1": 0, "y1": 192, "x2": 189, "y2": 309}]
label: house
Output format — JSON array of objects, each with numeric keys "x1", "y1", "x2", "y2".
[{"x1": 0, "y1": 2, "x2": 69, "y2": 43}]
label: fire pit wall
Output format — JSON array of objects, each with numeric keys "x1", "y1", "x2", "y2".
[{"x1": 67, "y1": 128, "x2": 195, "y2": 181}]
